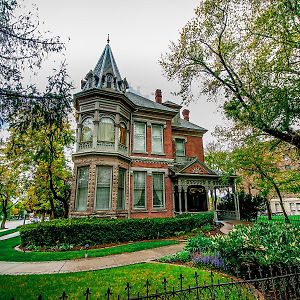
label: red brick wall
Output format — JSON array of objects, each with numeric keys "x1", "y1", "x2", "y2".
[{"x1": 186, "y1": 136, "x2": 204, "y2": 162}]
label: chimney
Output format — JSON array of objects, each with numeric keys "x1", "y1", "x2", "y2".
[
  {"x1": 182, "y1": 109, "x2": 190, "y2": 121},
  {"x1": 155, "y1": 89, "x2": 162, "y2": 104}
]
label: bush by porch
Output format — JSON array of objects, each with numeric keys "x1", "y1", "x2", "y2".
[{"x1": 19, "y1": 212, "x2": 214, "y2": 248}]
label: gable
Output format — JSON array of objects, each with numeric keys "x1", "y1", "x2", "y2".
[{"x1": 182, "y1": 162, "x2": 209, "y2": 174}]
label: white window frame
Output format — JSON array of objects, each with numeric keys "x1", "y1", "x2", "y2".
[
  {"x1": 95, "y1": 166, "x2": 112, "y2": 211},
  {"x1": 133, "y1": 171, "x2": 147, "y2": 209},
  {"x1": 152, "y1": 172, "x2": 165, "y2": 209},
  {"x1": 133, "y1": 122, "x2": 147, "y2": 153},
  {"x1": 151, "y1": 124, "x2": 164, "y2": 154}
]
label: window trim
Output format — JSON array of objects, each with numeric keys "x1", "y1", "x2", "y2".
[
  {"x1": 94, "y1": 165, "x2": 113, "y2": 211},
  {"x1": 133, "y1": 171, "x2": 147, "y2": 210},
  {"x1": 133, "y1": 122, "x2": 147, "y2": 153},
  {"x1": 151, "y1": 124, "x2": 164, "y2": 155},
  {"x1": 152, "y1": 172, "x2": 165, "y2": 209}
]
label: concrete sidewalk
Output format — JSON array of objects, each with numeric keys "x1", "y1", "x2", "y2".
[
  {"x1": 0, "y1": 243, "x2": 184, "y2": 275},
  {"x1": 0, "y1": 231, "x2": 20, "y2": 241}
]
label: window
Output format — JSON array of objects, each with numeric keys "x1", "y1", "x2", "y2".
[
  {"x1": 133, "y1": 122, "x2": 146, "y2": 152},
  {"x1": 275, "y1": 203, "x2": 281, "y2": 212},
  {"x1": 119, "y1": 123, "x2": 127, "y2": 146},
  {"x1": 176, "y1": 139, "x2": 185, "y2": 157},
  {"x1": 75, "y1": 166, "x2": 89, "y2": 211},
  {"x1": 98, "y1": 117, "x2": 115, "y2": 142},
  {"x1": 133, "y1": 172, "x2": 146, "y2": 209},
  {"x1": 106, "y1": 74, "x2": 112, "y2": 88},
  {"x1": 81, "y1": 118, "x2": 93, "y2": 142},
  {"x1": 152, "y1": 124, "x2": 164, "y2": 153},
  {"x1": 95, "y1": 166, "x2": 112, "y2": 210},
  {"x1": 152, "y1": 173, "x2": 165, "y2": 208},
  {"x1": 296, "y1": 203, "x2": 300, "y2": 211},
  {"x1": 117, "y1": 169, "x2": 126, "y2": 210}
]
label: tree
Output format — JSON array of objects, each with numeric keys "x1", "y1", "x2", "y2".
[
  {"x1": 7, "y1": 122, "x2": 74, "y2": 218},
  {"x1": 206, "y1": 133, "x2": 300, "y2": 223},
  {"x1": 161, "y1": 0, "x2": 300, "y2": 149},
  {"x1": 0, "y1": 146, "x2": 21, "y2": 228},
  {"x1": 0, "y1": 0, "x2": 72, "y2": 131}
]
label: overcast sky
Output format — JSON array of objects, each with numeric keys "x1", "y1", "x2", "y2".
[{"x1": 21, "y1": 0, "x2": 225, "y2": 145}]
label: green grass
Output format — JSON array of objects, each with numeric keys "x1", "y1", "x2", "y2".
[
  {"x1": 0, "y1": 236, "x2": 178, "y2": 262},
  {"x1": 0, "y1": 263, "x2": 256, "y2": 300},
  {"x1": 0, "y1": 228, "x2": 18, "y2": 237},
  {"x1": 257, "y1": 215, "x2": 300, "y2": 226}
]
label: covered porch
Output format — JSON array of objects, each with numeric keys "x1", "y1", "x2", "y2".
[{"x1": 172, "y1": 175, "x2": 241, "y2": 221}]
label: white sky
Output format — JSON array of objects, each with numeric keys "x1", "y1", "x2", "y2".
[{"x1": 21, "y1": 0, "x2": 225, "y2": 145}]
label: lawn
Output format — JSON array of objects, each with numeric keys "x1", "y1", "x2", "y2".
[
  {"x1": 257, "y1": 215, "x2": 300, "y2": 226},
  {"x1": 0, "y1": 237, "x2": 178, "y2": 262},
  {"x1": 0, "y1": 263, "x2": 256, "y2": 300},
  {"x1": 0, "y1": 228, "x2": 18, "y2": 237}
]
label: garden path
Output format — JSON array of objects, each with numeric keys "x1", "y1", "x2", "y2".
[
  {"x1": 0, "y1": 242, "x2": 184, "y2": 275},
  {"x1": 0, "y1": 231, "x2": 20, "y2": 241}
]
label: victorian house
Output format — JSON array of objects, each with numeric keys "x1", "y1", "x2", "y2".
[{"x1": 69, "y1": 41, "x2": 240, "y2": 220}]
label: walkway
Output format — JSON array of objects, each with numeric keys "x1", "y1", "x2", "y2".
[
  {"x1": 0, "y1": 231, "x2": 20, "y2": 241},
  {"x1": 0, "y1": 243, "x2": 184, "y2": 275}
]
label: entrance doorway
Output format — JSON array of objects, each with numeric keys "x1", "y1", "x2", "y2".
[{"x1": 187, "y1": 185, "x2": 208, "y2": 212}]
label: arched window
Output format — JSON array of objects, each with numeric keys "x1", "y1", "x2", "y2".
[
  {"x1": 119, "y1": 122, "x2": 127, "y2": 146},
  {"x1": 98, "y1": 117, "x2": 115, "y2": 142},
  {"x1": 80, "y1": 117, "x2": 94, "y2": 142},
  {"x1": 106, "y1": 74, "x2": 113, "y2": 88}
]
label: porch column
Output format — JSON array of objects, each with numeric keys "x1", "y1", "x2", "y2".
[
  {"x1": 232, "y1": 180, "x2": 241, "y2": 220},
  {"x1": 183, "y1": 186, "x2": 188, "y2": 213},
  {"x1": 178, "y1": 185, "x2": 182, "y2": 214}
]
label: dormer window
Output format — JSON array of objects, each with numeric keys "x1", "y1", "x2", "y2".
[
  {"x1": 80, "y1": 117, "x2": 94, "y2": 142},
  {"x1": 106, "y1": 74, "x2": 113, "y2": 88},
  {"x1": 98, "y1": 117, "x2": 115, "y2": 142}
]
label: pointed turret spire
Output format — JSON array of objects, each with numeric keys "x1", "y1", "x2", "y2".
[{"x1": 81, "y1": 39, "x2": 128, "y2": 93}]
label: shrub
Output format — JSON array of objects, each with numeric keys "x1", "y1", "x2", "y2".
[
  {"x1": 19, "y1": 212, "x2": 214, "y2": 247},
  {"x1": 184, "y1": 234, "x2": 214, "y2": 253},
  {"x1": 159, "y1": 251, "x2": 190, "y2": 263},
  {"x1": 215, "y1": 223, "x2": 300, "y2": 268}
]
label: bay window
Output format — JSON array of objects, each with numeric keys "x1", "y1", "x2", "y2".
[
  {"x1": 98, "y1": 117, "x2": 115, "y2": 142},
  {"x1": 95, "y1": 166, "x2": 112, "y2": 210},
  {"x1": 80, "y1": 118, "x2": 93, "y2": 142},
  {"x1": 75, "y1": 166, "x2": 89, "y2": 211},
  {"x1": 119, "y1": 123, "x2": 127, "y2": 146}
]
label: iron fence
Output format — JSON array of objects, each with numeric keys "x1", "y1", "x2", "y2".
[{"x1": 11, "y1": 265, "x2": 300, "y2": 300}]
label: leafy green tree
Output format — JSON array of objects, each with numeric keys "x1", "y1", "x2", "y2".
[
  {"x1": 7, "y1": 122, "x2": 74, "y2": 218},
  {"x1": 0, "y1": 0, "x2": 72, "y2": 131},
  {"x1": 161, "y1": 0, "x2": 300, "y2": 149},
  {"x1": 0, "y1": 146, "x2": 21, "y2": 228}
]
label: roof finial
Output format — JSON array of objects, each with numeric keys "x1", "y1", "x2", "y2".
[{"x1": 107, "y1": 34, "x2": 110, "y2": 44}]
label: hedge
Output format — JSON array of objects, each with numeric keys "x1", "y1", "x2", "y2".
[{"x1": 19, "y1": 212, "x2": 214, "y2": 247}]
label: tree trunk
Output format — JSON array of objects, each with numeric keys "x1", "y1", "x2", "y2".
[
  {"x1": 1, "y1": 199, "x2": 8, "y2": 229},
  {"x1": 272, "y1": 181, "x2": 290, "y2": 223},
  {"x1": 265, "y1": 198, "x2": 272, "y2": 220}
]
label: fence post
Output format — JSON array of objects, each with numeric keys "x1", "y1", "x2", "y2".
[{"x1": 84, "y1": 288, "x2": 91, "y2": 300}]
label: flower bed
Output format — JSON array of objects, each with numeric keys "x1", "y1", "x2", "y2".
[{"x1": 19, "y1": 212, "x2": 214, "y2": 247}]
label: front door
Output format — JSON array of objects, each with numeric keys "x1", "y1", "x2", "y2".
[{"x1": 187, "y1": 185, "x2": 208, "y2": 212}]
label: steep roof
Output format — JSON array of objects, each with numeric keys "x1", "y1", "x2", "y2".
[
  {"x1": 126, "y1": 91, "x2": 177, "y2": 113},
  {"x1": 173, "y1": 118, "x2": 208, "y2": 132},
  {"x1": 81, "y1": 42, "x2": 128, "y2": 92}
]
